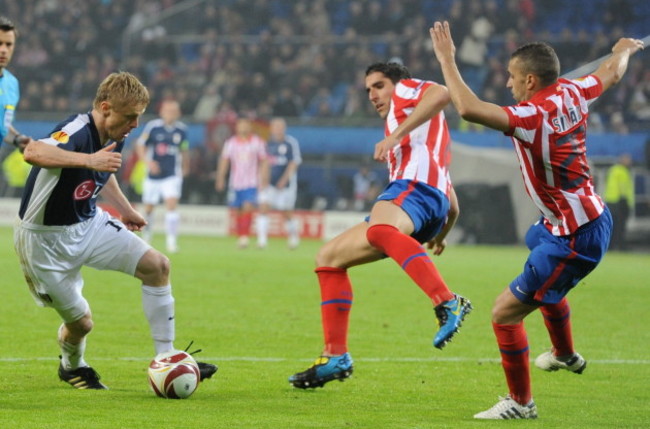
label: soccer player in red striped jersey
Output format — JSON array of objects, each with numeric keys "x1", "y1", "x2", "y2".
[
  {"x1": 289, "y1": 62, "x2": 472, "y2": 389},
  {"x1": 215, "y1": 117, "x2": 268, "y2": 248},
  {"x1": 431, "y1": 20, "x2": 644, "y2": 419}
]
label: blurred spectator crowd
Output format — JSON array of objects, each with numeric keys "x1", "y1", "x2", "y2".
[{"x1": 5, "y1": 0, "x2": 650, "y2": 131}]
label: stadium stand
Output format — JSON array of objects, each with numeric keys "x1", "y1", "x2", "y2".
[
  {"x1": 5, "y1": 0, "x2": 650, "y2": 131},
  {"x1": 3, "y1": 0, "x2": 650, "y2": 246}
]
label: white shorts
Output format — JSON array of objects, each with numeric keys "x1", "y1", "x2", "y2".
[
  {"x1": 258, "y1": 185, "x2": 297, "y2": 211},
  {"x1": 142, "y1": 176, "x2": 182, "y2": 205},
  {"x1": 14, "y1": 208, "x2": 152, "y2": 323}
]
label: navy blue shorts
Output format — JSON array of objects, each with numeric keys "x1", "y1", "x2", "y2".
[
  {"x1": 510, "y1": 207, "x2": 612, "y2": 305},
  {"x1": 370, "y1": 179, "x2": 450, "y2": 244}
]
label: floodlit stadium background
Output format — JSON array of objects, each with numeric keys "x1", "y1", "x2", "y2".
[{"x1": 1, "y1": 0, "x2": 649, "y2": 249}]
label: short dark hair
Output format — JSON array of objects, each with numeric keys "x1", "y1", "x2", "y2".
[
  {"x1": 511, "y1": 42, "x2": 560, "y2": 87},
  {"x1": 0, "y1": 16, "x2": 17, "y2": 37},
  {"x1": 365, "y1": 62, "x2": 411, "y2": 84}
]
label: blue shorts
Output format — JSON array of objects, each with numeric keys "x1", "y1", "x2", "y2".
[
  {"x1": 370, "y1": 179, "x2": 450, "y2": 244},
  {"x1": 228, "y1": 187, "x2": 258, "y2": 209},
  {"x1": 510, "y1": 208, "x2": 612, "y2": 305}
]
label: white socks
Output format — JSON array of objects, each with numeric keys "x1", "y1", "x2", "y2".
[
  {"x1": 286, "y1": 218, "x2": 299, "y2": 248},
  {"x1": 257, "y1": 214, "x2": 269, "y2": 247},
  {"x1": 165, "y1": 211, "x2": 181, "y2": 247},
  {"x1": 143, "y1": 213, "x2": 154, "y2": 243},
  {"x1": 141, "y1": 284, "x2": 175, "y2": 354},
  {"x1": 58, "y1": 324, "x2": 88, "y2": 370}
]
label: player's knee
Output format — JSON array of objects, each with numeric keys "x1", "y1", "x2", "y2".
[
  {"x1": 67, "y1": 316, "x2": 93, "y2": 338},
  {"x1": 151, "y1": 252, "x2": 171, "y2": 280},
  {"x1": 136, "y1": 249, "x2": 171, "y2": 284},
  {"x1": 490, "y1": 306, "x2": 505, "y2": 323},
  {"x1": 366, "y1": 224, "x2": 383, "y2": 250},
  {"x1": 315, "y1": 243, "x2": 337, "y2": 267}
]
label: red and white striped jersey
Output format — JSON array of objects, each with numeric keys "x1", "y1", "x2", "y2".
[
  {"x1": 221, "y1": 134, "x2": 267, "y2": 190},
  {"x1": 503, "y1": 75, "x2": 604, "y2": 236},
  {"x1": 385, "y1": 78, "x2": 452, "y2": 197}
]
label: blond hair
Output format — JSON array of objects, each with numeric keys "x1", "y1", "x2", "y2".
[{"x1": 93, "y1": 71, "x2": 150, "y2": 110}]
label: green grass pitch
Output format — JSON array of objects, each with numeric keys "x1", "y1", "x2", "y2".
[{"x1": 0, "y1": 226, "x2": 648, "y2": 428}]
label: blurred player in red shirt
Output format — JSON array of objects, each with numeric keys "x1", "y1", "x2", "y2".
[{"x1": 216, "y1": 117, "x2": 268, "y2": 248}]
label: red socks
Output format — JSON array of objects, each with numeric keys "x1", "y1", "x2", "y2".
[
  {"x1": 540, "y1": 298, "x2": 574, "y2": 357},
  {"x1": 493, "y1": 322, "x2": 531, "y2": 405},
  {"x1": 366, "y1": 224, "x2": 453, "y2": 305},
  {"x1": 316, "y1": 267, "x2": 353, "y2": 355},
  {"x1": 236, "y1": 211, "x2": 252, "y2": 237}
]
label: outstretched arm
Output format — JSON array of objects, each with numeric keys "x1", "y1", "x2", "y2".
[
  {"x1": 592, "y1": 37, "x2": 644, "y2": 91},
  {"x1": 374, "y1": 83, "x2": 450, "y2": 161},
  {"x1": 430, "y1": 21, "x2": 510, "y2": 132},
  {"x1": 23, "y1": 140, "x2": 122, "y2": 172}
]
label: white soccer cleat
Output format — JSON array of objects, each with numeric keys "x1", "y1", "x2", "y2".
[
  {"x1": 237, "y1": 236, "x2": 249, "y2": 249},
  {"x1": 288, "y1": 235, "x2": 299, "y2": 250},
  {"x1": 474, "y1": 395, "x2": 538, "y2": 420},
  {"x1": 535, "y1": 350, "x2": 586, "y2": 374},
  {"x1": 166, "y1": 238, "x2": 178, "y2": 254}
]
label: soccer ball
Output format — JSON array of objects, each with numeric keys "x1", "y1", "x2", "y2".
[{"x1": 148, "y1": 350, "x2": 200, "y2": 399}]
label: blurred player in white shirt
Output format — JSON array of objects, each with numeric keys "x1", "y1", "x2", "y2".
[
  {"x1": 135, "y1": 99, "x2": 189, "y2": 253},
  {"x1": 257, "y1": 117, "x2": 302, "y2": 249}
]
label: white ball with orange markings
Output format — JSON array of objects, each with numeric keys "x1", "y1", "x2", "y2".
[{"x1": 148, "y1": 350, "x2": 200, "y2": 399}]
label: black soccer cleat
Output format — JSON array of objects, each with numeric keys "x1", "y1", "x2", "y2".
[
  {"x1": 58, "y1": 360, "x2": 108, "y2": 390},
  {"x1": 289, "y1": 353, "x2": 354, "y2": 389},
  {"x1": 197, "y1": 361, "x2": 218, "y2": 381},
  {"x1": 182, "y1": 341, "x2": 218, "y2": 382}
]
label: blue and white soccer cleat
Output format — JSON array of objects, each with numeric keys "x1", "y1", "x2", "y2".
[
  {"x1": 433, "y1": 294, "x2": 472, "y2": 349},
  {"x1": 289, "y1": 353, "x2": 354, "y2": 389}
]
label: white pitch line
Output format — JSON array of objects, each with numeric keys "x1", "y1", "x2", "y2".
[{"x1": 1, "y1": 356, "x2": 649, "y2": 365}]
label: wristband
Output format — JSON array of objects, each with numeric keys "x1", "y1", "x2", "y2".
[{"x1": 12, "y1": 134, "x2": 23, "y2": 147}]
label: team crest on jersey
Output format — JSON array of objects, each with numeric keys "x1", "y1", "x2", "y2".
[
  {"x1": 50, "y1": 131, "x2": 69, "y2": 143},
  {"x1": 74, "y1": 180, "x2": 97, "y2": 200}
]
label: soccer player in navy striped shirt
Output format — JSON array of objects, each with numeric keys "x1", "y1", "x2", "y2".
[{"x1": 16, "y1": 72, "x2": 216, "y2": 389}]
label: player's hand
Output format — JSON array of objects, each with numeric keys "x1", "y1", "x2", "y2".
[
  {"x1": 215, "y1": 179, "x2": 225, "y2": 192},
  {"x1": 373, "y1": 135, "x2": 399, "y2": 162},
  {"x1": 89, "y1": 142, "x2": 122, "y2": 172},
  {"x1": 426, "y1": 236, "x2": 447, "y2": 256},
  {"x1": 611, "y1": 37, "x2": 645, "y2": 56},
  {"x1": 121, "y1": 209, "x2": 147, "y2": 232},
  {"x1": 13, "y1": 134, "x2": 32, "y2": 153},
  {"x1": 148, "y1": 160, "x2": 161, "y2": 175},
  {"x1": 430, "y1": 21, "x2": 456, "y2": 63}
]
